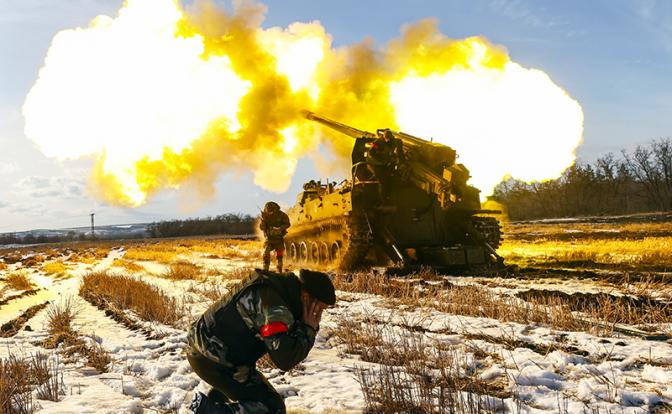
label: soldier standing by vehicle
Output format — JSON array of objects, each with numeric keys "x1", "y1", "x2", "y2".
[
  {"x1": 259, "y1": 202, "x2": 290, "y2": 272},
  {"x1": 367, "y1": 129, "x2": 404, "y2": 202},
  {"x1": 186, "y1": 269, "x2": 336, "y2": 414}
]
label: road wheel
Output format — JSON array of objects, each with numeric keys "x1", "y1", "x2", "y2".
[
  {"x1": 299, "y1": 242, "x2": 308, "y2": 263},
  {"x1": 319, "y1": 242, "x2": 330, "y2": 265},
  {"x1": 289, "y1": 242, "x2": 297, "y2": 263},
  {"x1": 330, "y1": 242, "x2": 341, "y2": 265},
  {"x1": 309, "y1": 242, "x2": 319, "y2": 264}
]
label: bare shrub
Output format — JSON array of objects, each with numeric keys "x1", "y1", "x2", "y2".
[
  {"x1": 4, "y1": 271, "x2": 35, "y2": 291},
  {"x1": 79, "y1": 271, "x2": 183, "y2": 326}
]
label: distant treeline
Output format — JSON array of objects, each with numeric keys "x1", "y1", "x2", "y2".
[
  {"x1": 147, "y1": 213, "x2": 256, "y2": 238},
  {"x1": 494, "y1": 138, "x2": 672, "y2": 220},
  {"x1": 0, "y1": 231, "x2": 147, "y2": 245},
  {"x1": 0, "y1": 232, "x2": 88, "y2": 245}
]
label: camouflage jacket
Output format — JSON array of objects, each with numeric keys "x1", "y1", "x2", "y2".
[
  {"x1": 187, "y1": 270, "x2": 316, "y2": 371},
  {"x1": 368, "y1": 137, "x2": 403, "y2": 166},
  {"x1": 259, "y1": 211, "x2": 290, "y2": 239}
]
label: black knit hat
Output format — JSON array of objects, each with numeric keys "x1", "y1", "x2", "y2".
[{"x1": 298, "y1": 269, "x2": 336, "y2": 305}]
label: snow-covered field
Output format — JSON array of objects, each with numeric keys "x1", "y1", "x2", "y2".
[{"x1": 1, "y1": 237, "x2": 671, "y2": 413}]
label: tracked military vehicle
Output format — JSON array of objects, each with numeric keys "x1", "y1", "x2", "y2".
[{"x1": 284, "y1": 112, "x2": 503, "y2": 271}]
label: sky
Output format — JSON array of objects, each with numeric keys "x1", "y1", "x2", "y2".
[{"x1": 1, "y1": 0, "x2": 671, "y2": 232}]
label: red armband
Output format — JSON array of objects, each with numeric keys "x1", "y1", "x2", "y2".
[{"x1": 260, "y1": 322, "x2": 289, "y2": 337}]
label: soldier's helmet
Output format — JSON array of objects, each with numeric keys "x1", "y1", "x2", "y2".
[
  {"x1": 263, "y1": 201, "x2": 280, "y2": 214},
  {"x1": 383, "y1": 129, "x2": 395, "y2": 141}
]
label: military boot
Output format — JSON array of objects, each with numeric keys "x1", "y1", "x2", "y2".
[
  {"x1": 188, "y1": 392, "x2": 240, "y2": 414},
  {"x1": 276, "y1": 257, "x2": 283, "y2": 273},
  {"x1": 263, "y1": 253, "x2": 271, "y2": 272}
]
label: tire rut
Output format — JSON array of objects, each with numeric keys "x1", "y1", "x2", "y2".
[{"x1": 0, "y1": 301, "x2": 50, "y2": 337}]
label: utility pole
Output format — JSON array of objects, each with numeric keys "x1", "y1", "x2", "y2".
[{"x1": 90, "y1": 213, "x2": 95, "y2": 239}]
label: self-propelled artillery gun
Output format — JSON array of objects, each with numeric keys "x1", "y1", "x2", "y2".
[{"x1": 284, "y1": 112, "x2": 503, "y2": 271}]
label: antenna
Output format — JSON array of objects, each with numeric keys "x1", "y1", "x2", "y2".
[{"x1": 90, "y1": 213, "x2": 95, "y2": 239}]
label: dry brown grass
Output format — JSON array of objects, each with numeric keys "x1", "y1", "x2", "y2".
[
  {"x1": 4, "y1": 271, "x2": 35, "y2": 291},
  {"x1": 121, "y1": 238, "x2": 261, "y2": 263},
  {"x1": 162, "y1": 261, "x2": 202, "y2": 281},
  {"x1": 123, "y1": 247, "x2": 180, "y2": 263},
  {"x1": 0, "y1": 354, "x2": 34, "y2": 413},
  {"x1": 186, "y1": 267, "x2": 253, "y2": 302},
  {"x1": 333, "y1": 317, "x2": 508, "y2": 413},
  {"x1": 191, "y1": 239, "x2": 262, "y2": 260},
  {"x1": 332, "y1": 271, "x2": 672, "y2": 336},
  {"x1": 0, "y1": 262, "x2": 7, "y2": 271},
  {"x1": 79, "y1": 270, "x2": 183, "y2": 326},
  {"x1": 500, "y1": 237, "x2": 672, "y2": 269},
  {"x1": 42, "y1": 298, "x2": 111, "y2": 373},
  {"x1": 67, "y1": 254, "x2": 97, "y2": 264},
  {"x1": 1, "y1": 253, "x2": 23, "y2": 265},
  {"x1": 187, "y1": 281, "x2": 227, "y2": 303},
  {"x1": 0, "y1": 353, "x2": 64, "y2": 412},
  {"x1": 42, "y1": 260, "x2": 69, "y2": 277},
  {"x1": 111, "y1": 258, "x2": 145, "y2": 272},
  {"x1": 44, "y1": 298, "x2": 79, "y2": 342},
  {"x1": 21, "y1": 254, "x2": 47, "y2": 268},
  {"x1": 506, "y1": 220, "x2": 672, "y2": 240}
]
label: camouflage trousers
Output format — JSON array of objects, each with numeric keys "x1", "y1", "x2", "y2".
[
  {"x1": 188, "y1": 353, "x2": 285, "y2": 414},
  {"x1": 263, "y1": 238, "x2": 285, "y2": 272}
]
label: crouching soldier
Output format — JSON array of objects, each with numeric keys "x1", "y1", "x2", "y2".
[
  {"x1": 186, "y1": 269, "x2": 336, "y2": 414},
  {"x1": 260, "y1": 202, "x2": 290, "y2": 272}
]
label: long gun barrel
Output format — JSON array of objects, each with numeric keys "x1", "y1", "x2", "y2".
[
  {"x1": 304, "y1": 111, "x2": 376, "y2": 139},
  {"x1": 304, "y1": 111, "x2": 441, "y2": 150}
]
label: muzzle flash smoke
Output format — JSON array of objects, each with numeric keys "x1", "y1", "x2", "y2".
[{"x1": 23, "y1": 0, "x2": 583, "y2": 207}]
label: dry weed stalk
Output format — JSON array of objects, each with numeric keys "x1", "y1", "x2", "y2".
[
  {"x1": 32, "y1": 354, "x2": 64, "y2": 402},
  {"x1": 79, "y1": 270, "x2": 183, "y2": 326},
  {"x1": 0, "y1": 353, "x2": 64, "y2": 412}
]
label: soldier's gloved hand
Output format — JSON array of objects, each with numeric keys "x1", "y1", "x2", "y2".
[{"x1": 302, "y1": 298, "x2": 323, "y2": 331}]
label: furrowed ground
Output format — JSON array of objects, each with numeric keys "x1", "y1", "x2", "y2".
[{"x1": 1, "y1": 213, "x2": 671, "y2": 414}]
